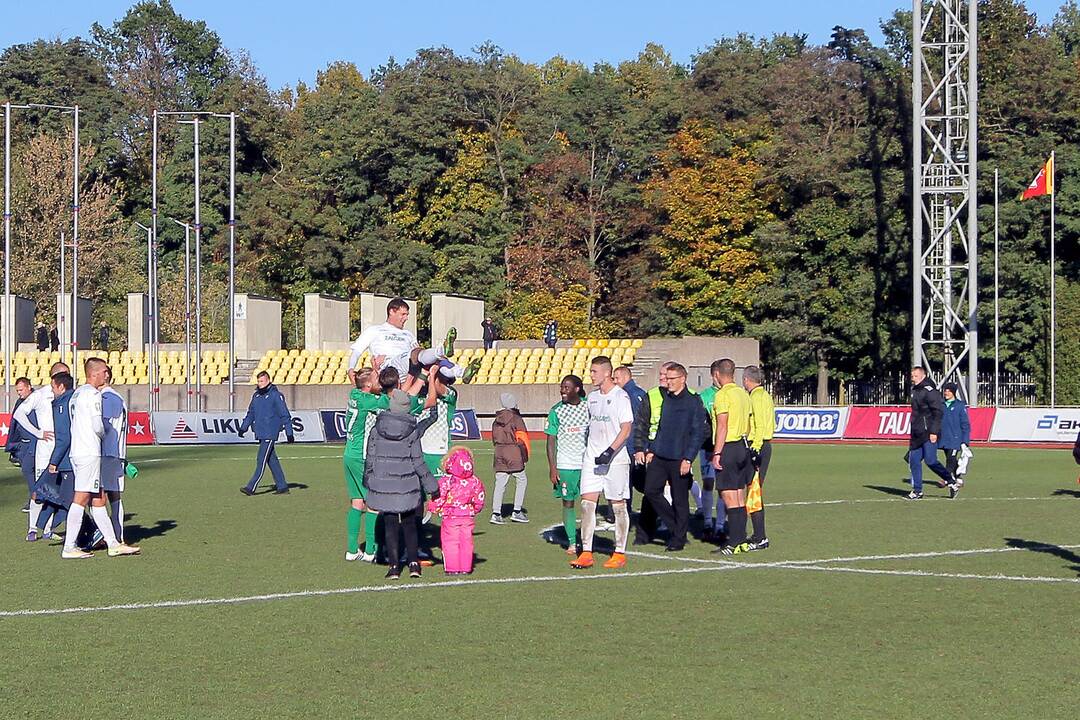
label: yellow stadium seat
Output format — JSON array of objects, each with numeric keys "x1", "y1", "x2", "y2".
[
  {"x1": 631, "y1": 339, "x2": 643, "y2": 348},
  {"x1": 596, "y1": 339, "x2": 609, "y2": 349}
]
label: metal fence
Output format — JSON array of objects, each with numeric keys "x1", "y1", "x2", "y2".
[{"x1": 765, "y1": 371, "x2": 1038, "y2": 407}]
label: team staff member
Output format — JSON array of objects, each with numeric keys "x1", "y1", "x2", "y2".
[
  {"x1": 639, "y1": 363, "x2": 706, "y2": 551},
  {"x1": 14, "y1": 363, "x2": 70, "y2": 518},
  {"x1": 939, "y1": 382, "x2": 970, "y2": 498},
  {"x1": 697, "y1": 361, "x2": 725, "y2": 539},
  {"x1": 710, "y1": 358, "x2": 752, "y2": 554},
  {"x1": 239, "y1": 371, "x2": 295, "y2": 496},
  {"x1": 7, "y1": 378, "x2": 37, "y2": 512},
  {"x1": 907, "y1": 366, "x2": 951, "y2": 500},
  {"x1": 743, "y1": 365, "x2": 774, "y2": 550}
]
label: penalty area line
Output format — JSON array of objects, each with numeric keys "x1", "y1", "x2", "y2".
[
  {"x1": 765, "y1": 563, "x2": 1080, "y2": 585},
  {"x1": 0, "y1": 565, "x2": 737, "y2": 619}
]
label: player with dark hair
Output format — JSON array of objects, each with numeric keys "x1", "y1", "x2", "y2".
[{"x1": 546, "y1": 375, "x2": 588, "y2": 555}]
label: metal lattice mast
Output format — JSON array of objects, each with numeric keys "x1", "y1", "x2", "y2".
[{"x1": 912, "y1": 0, "x2": 979, "y2": 402}]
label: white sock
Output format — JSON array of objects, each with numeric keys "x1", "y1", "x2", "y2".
[
  {"x1": 90, "y1": 505, "x2": 120, "y2": 549},
  {"x1": 28, "y1": 500, "x2": 43, "y2": 533},
  {"x1": 64, "y1": 504, "x2": 86, "y2": 551},
  {"x1": 702, "y1": 489, "x2": 714, "y2": 523},
  {"x1": 580, "y1": 500, "x2": 597, "y2": 552},
  {"x1": 690, "y1": 481, "x2": 702, "y2": 511},
  {"x1": 109, "y1": 497, "x2": 124, "y2": 543},
  {"x1": 613, "y1": 502, "x2": 629, "y2": 553}
]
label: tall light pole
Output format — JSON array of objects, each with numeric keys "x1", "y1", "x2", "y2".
[
  {"x1": 134, "y1": 222, "x2": 154, "y2": 412},
  {"x1": 170, "y1": 218, "x2": 193, "y2": 411}
]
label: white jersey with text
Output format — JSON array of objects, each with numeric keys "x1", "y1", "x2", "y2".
[
  {"x1": 585, "y1": 385, "x2": 633, "y2": 466},
  {"x1": 349, "y1": 322, "x2": 419, "y2": 377},
  {"x1": 69, "y1": 384, "x2": 105, "y2": 458},
  {"x1": 13, "y1": 385, "x2": 56, "y2": 472}
]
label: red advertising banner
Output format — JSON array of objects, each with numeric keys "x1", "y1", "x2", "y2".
[
  {"x1": 844, "y1": 406, "x2": 995, "y2": 441},
  {"x1": 0, "y1": 412, "x2": 154, "y2": 445},
  {"x1": 127, "y1": 412, "x2": 154, "y2": 445}
]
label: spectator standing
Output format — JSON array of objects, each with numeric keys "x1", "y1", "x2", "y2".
[
  {"x1": 98, "y1": 322, "x2": 110, "y2": 351},
  {"x1": 35, "y1": 324, "x2": 48, "y2": 352},
  {"x1": 543, "y1": 320, "x2": 558, "y2": 349},
  {"x1": 482, "y1": 318, "x2": 497, "y2": 351},
  {"x1": 49, "y1": 327, "x2": 60, "y2": 352}
]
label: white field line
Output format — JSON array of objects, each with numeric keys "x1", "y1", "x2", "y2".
[
  {"x1": 0, "y1": 565, "x2": 737, "y2": 619},
  {"x1": 768, "y1": 496, "x2": 1072, "y2": 508},
  {"x1": 626, "y1": 544, "x2": 1080, "y2": 567},
  {"x1": 766, "y1": 563, "x2": 1080, "y2": 585}
]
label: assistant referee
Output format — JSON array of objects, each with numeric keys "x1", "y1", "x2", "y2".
[
  {"x1": 743, "y1": 365, "x2": 774, "y2": 549},
  {"x1": 709, "y1": 358, "x2": 752, "y2": 554}
]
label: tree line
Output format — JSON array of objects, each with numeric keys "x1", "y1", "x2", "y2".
[{"x1": 0, "y1": 0, "x2": 1076, "y2": 401}]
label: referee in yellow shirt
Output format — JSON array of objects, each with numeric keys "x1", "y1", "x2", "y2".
[
  {"x1": 743, "y1": 365, "x2": 774, "y2": 550},
  {"x1": 709, "y1": 358, "x2": 752, "y2": 554}
]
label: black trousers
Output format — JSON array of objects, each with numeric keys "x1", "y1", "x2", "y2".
[
  {"x1": 644, "y1": 458, "x2": 691, "y2": 547},
  {"x1": 384, "y1": 506, "x2": 420, "y2": 566}
]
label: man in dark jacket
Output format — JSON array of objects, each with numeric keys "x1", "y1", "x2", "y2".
[
  {"x1": 239, "y1": 371, "x2": 295, "y2": 496},
  {"x1": 482, "y1": 318, "x2": 496, "y2": 351},
  {"x1": 907, "y1": 366, "x2": 952, "y2": 500},
  {"x1": 363, "y1": 389, "x2": 438, "y2": 579},
  {"x1": 543, "y1": 320, "x2": 558, "y2": 349},
  {"x1": 35, "y1": 324, "x2": 48, "y2": 352},
  {"x1": 31, "y1": 373, "x2": 77, "y2": 542},
  {"x1": 638, "y1": 363, "x2": 706, "y2": 551},
  {"x1": 6, "y1": 378, "x2": 37, "y2": 509},
  {"x1": 49, "y1": 327, "x2": 59, "y2": 352}
]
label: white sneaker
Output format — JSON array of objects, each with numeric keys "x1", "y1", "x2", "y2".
[
  {"x1": 345, "y1": 551, "x2": 362, "y2": 562},
  {"x1": 107, "y1": 543, "x2": 141, "y2": 557},
  {"x1": 359, "y1": 552, "x2": 377, "y2": 563},
  {"x1": 62, "y1": 548, "x2": 94, "y2": 559}
]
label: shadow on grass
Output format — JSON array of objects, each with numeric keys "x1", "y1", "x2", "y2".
[
  {"x1": 254, "y1": 482, "x2": 309, "y2": 495},
  {"x1": 863, "y1": 484, "x2": 912, "y2": 498},
  {"x1": 124, "y1": 518, "x2": 178, "y2": 543},
  {"x1": 539, "y1": 524, "x2": 616, "y2": 554},
  {"x1": 1051, "y1": 489, "x2": 1080, "y2": 498},
  {"x1": 1004, "y1": 537, "x2": 1080, "y2": 576}
]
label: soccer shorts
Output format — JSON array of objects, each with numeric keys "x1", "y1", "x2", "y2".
[
  {"x1": 344, "y1": 453, "x2": 366, "y2": 500},
  {"x1": 698, "y1": 449, "x2": 716, "y2": 480},
  {"x1": 580, "y1": 462, "x2": 631, "y2": 500},
  {"x1": 71, "y1": 456, "x2": 102, "y2": 494},
  {"x1": 100, "y1": 457, "x2": 125, "y2": 493},
  {"x1": 756, "y1": 441, "x2": 772, "y2": 482},
  {"x1": 552, "y1": 469, "x2": 582, "y2": 501},
  {"x1": 423, "y1": 453, "x2": 443, "y2": 476},
  {"x1": 716, "y1": 443, "x2": 749, "y2": 491}
]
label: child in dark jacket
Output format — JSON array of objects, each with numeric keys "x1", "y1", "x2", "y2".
[
  {"x1": 364, "y1": 389, "x2": 438, "y2": 579},
  {"x1": 490, "y1": 392, "x2": 529, "y2": 525}
]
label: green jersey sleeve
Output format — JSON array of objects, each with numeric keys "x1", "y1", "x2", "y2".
[{"x1": 545, "y1": 404, "x2": 560, "y2": 436}]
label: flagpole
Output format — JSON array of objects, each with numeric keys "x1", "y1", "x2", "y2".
[
  {"x1": 1050, "y1": 150, "x2": 1056, "y2": 408},
  {"x1": 994, "y1": 168, "x2": 999, "y2": 407}
]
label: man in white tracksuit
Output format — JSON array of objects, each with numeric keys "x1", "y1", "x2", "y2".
[
  {"x1": 61, "y1": 358, "x2": 139, "y2": 559},
  {"x1": 14, "y1": 362, "x2": 68, "y2": 534}
]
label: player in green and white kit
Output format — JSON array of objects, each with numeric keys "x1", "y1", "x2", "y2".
[
  {"x1": 545, "y1": 375, "x2": 589, "y2": 555},
  {"x1": 344, "y1": 368, "x2": 387, "y2": 562},
  {"x1": 417, "y1": 364, "x2": 458, "y2": 475}
]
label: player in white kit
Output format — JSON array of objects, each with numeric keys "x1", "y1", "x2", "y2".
[
  {"x1": 61, "y1": 358, "x2": 139, "y2": 559},
  {"x1": 347, "y1": 298, "x2": 419, "y2": 383},
  {"x1": 14, "y1": 362, "x2": 68, "y2": 535},
  {"x1": 571, "y1": 355, "x2": 634, "y2": 570}
]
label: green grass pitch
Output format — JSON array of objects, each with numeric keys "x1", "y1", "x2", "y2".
[{"x1": 1, "y1": 441, "x2": 1078, "y2": 719}]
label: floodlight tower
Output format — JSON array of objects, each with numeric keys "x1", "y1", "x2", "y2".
[{"x1": 912, "y1": 0, "x2": 979, "y2": 402}]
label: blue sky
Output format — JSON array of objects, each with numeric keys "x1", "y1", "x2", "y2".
[{"x1": 0, "y1": 1, "x2": 1068, "y2": 89}]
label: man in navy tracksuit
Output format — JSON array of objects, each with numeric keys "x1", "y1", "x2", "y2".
[
  {"x1": 906, "y1": 366, "x2": 952, "y2": 500},
  {"x1": 239, "y1": 371, "x2": 295, "y2": 496},
  {"x1": 6, "y1": 378, "x2": 38, "y2": 509}
]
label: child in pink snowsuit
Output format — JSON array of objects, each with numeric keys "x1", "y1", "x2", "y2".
[{"x1": 427, "y1": 446, "x2": 486, "y2": 574}]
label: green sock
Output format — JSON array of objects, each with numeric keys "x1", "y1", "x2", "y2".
[
  {"x1": 347, "y1": 508, "x2": 363, "y2": 554},
  {"x1": 563, "y1": 506, "x2": 577, "y2": 546},
  {"x1": 363, "y1": 510, "x2": 379, "y2": 556}
]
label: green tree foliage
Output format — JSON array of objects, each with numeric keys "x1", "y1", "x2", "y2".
[{"x1": 1, "y1": 0, "x2": 1077, "y2": 399}]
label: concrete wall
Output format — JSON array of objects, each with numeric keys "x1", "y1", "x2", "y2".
[
  {"x1": 430, "y1": 293, "x2": 485, "y2": 345},
  {"x1": 359, "y1": 294, "x2": 417, "y2": 338},
  {"x1": 233, "y1": 294, "x2": 281, "y2": 360},
  {"x1": 56, "y1": 294, "x2": 92, "y2": 351},
  {"x1": 128, "y1": 293, "x2": 148, "y2": 352},
  {"x1": 304, "y1": 293, "x2": 350, "y2": 351}
]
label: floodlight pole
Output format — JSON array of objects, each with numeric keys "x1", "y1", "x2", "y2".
[
  {"x1": 151, "y1": 110, "x2": 159, "y2": 411},
  {"x1": 71, "y1": 105, "x2": 80, "y2": 373},
  {"x1": 59, "y1": 231, "x2": 65, "y2": 364},
  {"x1": 193, "y1": 117, "x2": 203, "y2": 405},
  {"x1": 135, "y1": 222, "x2": 153, "y2": 411},
  {"x1": 171, "y1": 218, "x2": 193, "y2": 411},
  {"x1": 3, "y1": 102, "x2": 10, "y2": 411}
]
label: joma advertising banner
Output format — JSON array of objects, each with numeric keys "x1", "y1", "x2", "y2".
[
  {"x1": 152, "y1": 411, "x2": 325, "y2": 444},
  {"x1": 773, "y1": 407, "x2": 849, "y2": 439},
  {"x1": 844, "y1": 405, "x2": 996, "y2": 441},
  {"x1": 989, "y1": 408, "x2": 1080, "y2": 443}
]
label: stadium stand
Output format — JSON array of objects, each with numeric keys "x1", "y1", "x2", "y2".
[{"x1": 0, "y1": 350, "x2": 230, "y2": 386}]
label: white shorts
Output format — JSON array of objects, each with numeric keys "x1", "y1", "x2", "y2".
[
  {"x1": 580, "y1": 462, "x2": 631, "y2": 500},
  {"x1": 71, "y1": 456, "x2": 102, "y2": 494}
]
